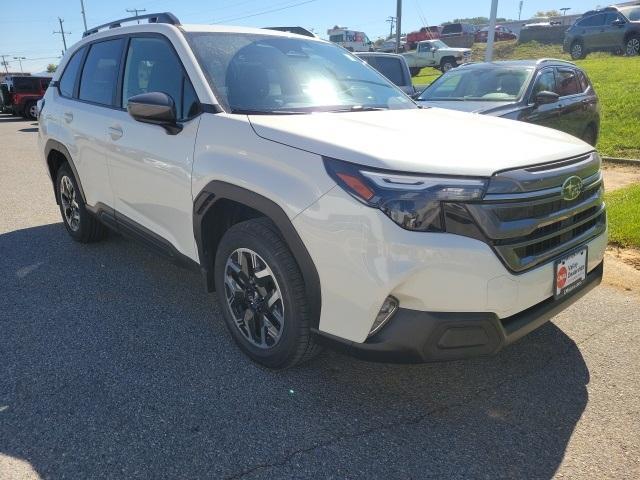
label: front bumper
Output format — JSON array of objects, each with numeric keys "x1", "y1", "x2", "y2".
[{"x1": 315, "y1": 261, "x2": 603, "y2": 363}]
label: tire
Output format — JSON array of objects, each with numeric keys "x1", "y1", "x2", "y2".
[
  {"x1": 440, "y1": 58, "x2": 456, "y2": 73},
  {"x1": 409, "y1": 67, "x2": 421, "y2": 77},
  {"x1": 570, "y1": 41, "x2": 586, "y2": 60},
  {"x1": 55, "y1": 163, "x2": 108, "y2": 243},
  {"x1": 626, "y1": 35, "x2": 640, "y2": 56},
  {"x1": 23, "y1": 100, "x2": 37, "y2": 120},
  {"x1": 582, "y1": 125, "x2": 597, "y2": 147},
  {"x1": 214, "y1": 218, "x2": 321, "y2": 369}
]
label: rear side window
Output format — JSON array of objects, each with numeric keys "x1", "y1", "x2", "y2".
[
  {"x1": 556, "y1": 69, "x2": 581, "y2": 96},
  {"x1": 369, "y1": 57, "x2": 405, "y2": 86},
  {"x1": 59, "y1": 48, "x2": 85, "y2": 98},
  {"x1": 122, "y1": 37, "x2": 184, "y2": 116},
  {"x1": 576, "y1": 70, "x2": 590, "y2": 92},
  {"x1": 442, "y1": 24, "x2": 462, "y2": 35},
  {"x1": 79, "y1": 39, "x2": 125, "y2": 106}
]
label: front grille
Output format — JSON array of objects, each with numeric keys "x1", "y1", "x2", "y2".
[{"x1": 460, "y1": 153, "x2": 606, "y2": 273}]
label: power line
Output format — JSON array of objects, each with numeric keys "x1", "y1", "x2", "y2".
[
  {"x1": 213, "y1": 0, "x2": 318, "y2": 24},
  {"x1": 1, "y1": 55, "x2": 11, "y2": 74}
]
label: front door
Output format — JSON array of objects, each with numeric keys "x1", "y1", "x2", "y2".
[
  {"x1": 522, "y1": 68, "x2": 561, "y2": 131},
  {"x1": 106, "y1": 35, "x2": 202, "y2": 260}
]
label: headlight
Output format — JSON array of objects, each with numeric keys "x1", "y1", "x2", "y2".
[{"x1": 323, "y1": 157, "x2": 487, "y2": 232}]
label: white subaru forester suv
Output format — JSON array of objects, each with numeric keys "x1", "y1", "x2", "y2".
[{"x1": 38, "y1": 13, "x2": 607, "y2": 368}]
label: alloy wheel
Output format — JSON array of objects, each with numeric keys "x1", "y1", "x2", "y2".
[
  {"x1": 442, "y1": 62, "x2": 454, "y2": 72},
  {"x1": 29, "y1": 104, "x2": 38, "y2": 119},
  {"x1": 626, "y1": 38, "x2": 640, "y2": 56},
  {"x1": 571, "y1": 43, "x2": 583, "y2": 59},
  {"x1": 60, "y1": 175, "x2": 80, "y2": 231},
  {"x1": 224, "y1": 248, "x2": 285, "y2": 349}
]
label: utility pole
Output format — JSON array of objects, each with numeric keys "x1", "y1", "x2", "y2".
[
  {"x1": 1, "y1": 55, "x2": 10, "y2": 74},
  {"x1": 485, "y1": 0, "x2": 499, "y2": 62},
  {"x1": 386, "y1": 16, "x2": 396, "y2": 39},
  {"x1": 518, "y1": 1, "x2": 524, "y2": 21},
  {"x1": 395, "y1": 0, "x2": 402, "y2": 53},
  {"x1": 126, "y1": 8, "x2": 147, "y2": 23},
  {"x1": 53, "y1": 17, "x2": 71, "y2": 53},
  {"x1": 13, "y1": 56, "x2": 26, "y2": 74},
  {"x1": 80, "y1": 0, "x2": 88, "y2": 31}
]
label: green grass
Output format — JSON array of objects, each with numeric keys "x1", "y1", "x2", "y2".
[
  {"x1": 412, "y1": 41, "x2": 640, "y2": 159},
  {"x1": 605, "y1": 183, "x2": 640, "y2": 249}
]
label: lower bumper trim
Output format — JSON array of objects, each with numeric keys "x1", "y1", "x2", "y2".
[{"x1": 315, "y1": 261, "x2": 603, "y2": 363}]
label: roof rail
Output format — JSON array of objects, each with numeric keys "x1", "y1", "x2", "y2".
[
  {"x1": 537, "y1": 58, "x2": 576, "y2": 65},
  {"x1": 83, "y1": 12, "x2": 180, "y2": 37}
]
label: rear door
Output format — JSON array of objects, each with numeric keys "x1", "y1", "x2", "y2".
[
  {"x1": 554, "y1": 67, "x2": 584, "y2": 138},
  {"x1": 105, "y1": 35, "x2": 201, "y2": 259}
]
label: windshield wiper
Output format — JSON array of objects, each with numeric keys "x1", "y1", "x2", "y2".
[
  {"x1": 231, "y1": 108, "x2": 307, "y2": 115},
  {"x1": 328, "y1": 105, "x2": 389, "y2": 113}
]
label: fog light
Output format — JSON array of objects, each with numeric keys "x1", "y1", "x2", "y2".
[{"x1": 368, "y1": 296, "x2": 399, "y2": 338}]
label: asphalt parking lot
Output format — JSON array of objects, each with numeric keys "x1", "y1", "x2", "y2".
[{"x1": 1, "y1": 113, "x2": 639, "y2": 479}]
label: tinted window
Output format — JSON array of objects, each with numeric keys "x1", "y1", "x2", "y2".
[
  {"x1": 532, "y1": 69, "x2": 556, "y2": 96},
  {"x1": 182, "y1": 77, "x2": 200, "y2": 119},
  {"x1": 442, "y1": 24, "x2": 462, "y2": 35},
  {"x1": 366, "y1": 57, "x2": 405, "y2": 86},
  {"x1": 578, "y1": 14, "x2": 605, "y2": 27},
  {"x1": 576, "y1": 70, "x2": 590, "y2": 92},
  {"x1": 79, "y1": 39, "x2": 125, "y2": 106},
  {"x1": 59, "y1": 48, "x2": 85, "y2": 98},
  {"x1": 556, "y1": 69, "x2": 581, "y2": 96},
  {"x1": 122, "y1": 37, "x2": 184, "y2": 117},
  {"x1": 605, "y1": 12, "x2": 624, "y2": 24},
  {"x1": 13, "y1": 77, "x2": 40, "y2": 92}
]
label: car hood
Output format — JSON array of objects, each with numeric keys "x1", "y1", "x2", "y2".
[
  {"x1": 441, "y1": 47, "x2": 471, "y2": 55},
  {"x1": 415, "y1": 99, "x2": 514, "y2": 114},
  {"x1": 248, "y1": 108, "x2": 592, "y2": 177}
]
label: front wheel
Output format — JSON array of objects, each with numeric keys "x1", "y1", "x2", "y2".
[
  {"x1": 626, "y1": 35, "x2": 640, "y2": 56},
  {"x1": 214, "y1": 218, "x2": 321, "y2": 369},
  {"x1": 570, "y1": 41, "x2": 586, "y2": 60}
]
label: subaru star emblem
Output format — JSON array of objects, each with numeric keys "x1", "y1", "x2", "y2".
[{"x1": 562, "y1": 176, "x2": 583, "y2": 201}]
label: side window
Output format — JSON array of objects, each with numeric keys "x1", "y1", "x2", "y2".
[
  {"x1": 605, "y1": 13, "x2": 625, "y2": 24},
  {"x1": 532, "y1": 69, "x2": 556, "y2": 97},
  {"x1": 79, "y1": 39, "x2": 125, "y2": 106},
  {"x1": 576, "y1": 70, "x2": 590, "y2": 92},
  {"x1": 122, "y1": 37, "x2": 184, "y2": 117},
  {"x1": 59, "y1": 47, "x2": 85, "y2": 98},
  {"x1": 581, "y1": 14, "x2": 606, "y2": 27},
  {"x1": 556, "y1": 69, "x2": 581, "y2": 96},
  {"x1": 374, "y1": 57, "x2": 404, "y2": 86}
]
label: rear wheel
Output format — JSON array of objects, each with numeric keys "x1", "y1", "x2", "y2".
[
  {"x1": 55, "y1": 164, "x2": 107, "y2": 243},
  {"x1": 214, "y1": 218, "x2": 320, "y2": 369},
  {"x1": 626, "y1": 35, "x2": 640, "y2": 56},
  {"x1": 570, "y1": 41, "x2": 586, "y2": 60},
  {"x1": 24, "y1": 101, "x2": 38, "y2": 120}
]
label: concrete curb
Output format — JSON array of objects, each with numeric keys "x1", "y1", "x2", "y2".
[{"x1": 602, "y1": 156, "x2": 640, "y2": 167}]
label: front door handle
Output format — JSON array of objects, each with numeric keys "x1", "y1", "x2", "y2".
[
  {"x1": 63, "y1": 112, "x2": 73, "y2": 123},
  {"x1": 108, "y1": 125, "x2": 123, "y2": 140}
]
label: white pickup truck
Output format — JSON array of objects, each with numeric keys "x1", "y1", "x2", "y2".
[{"x1": 403, "y1": 39, "x2": 472, "y2": 76}]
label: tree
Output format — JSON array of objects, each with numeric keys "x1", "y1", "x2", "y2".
[
  {"x1": 46, "y1": 64, "x2": 57, "y2": 73},
  {"x1": 534, "y1": 10, "x2": 561, "y2": 18}
]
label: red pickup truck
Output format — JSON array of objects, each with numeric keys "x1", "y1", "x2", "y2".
[
  {"x1": 0, "y1": 75, "x2": 51, "y2": 120},
  {"x1": 406, "y1": 26, "x2": 441, "y2": 50}
]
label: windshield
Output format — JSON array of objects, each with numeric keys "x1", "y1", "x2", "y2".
[
  {"x1": 418, "y1": 66, "x2": 534, "y2": 101},
  {"x1": 186, "y1": 33, "x2": 415, "y2": 114},
  {"x1": 619, "y1": 6, "x2": 640, "y2": 21},
  {"x1": 430, "y1": 40, "x2": 448, "y2": 49}
]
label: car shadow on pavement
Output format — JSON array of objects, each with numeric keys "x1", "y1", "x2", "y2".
[
  {"x1": 0, "y1": 223, "x2": 589, "y2": 479},
  {"x1": 0, "y1": 114, "x2": 30, "y2": 123}
]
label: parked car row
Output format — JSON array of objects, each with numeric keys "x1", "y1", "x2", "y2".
[{"x1": 0, "y1": 75, "x2": 51, "y2": 119}]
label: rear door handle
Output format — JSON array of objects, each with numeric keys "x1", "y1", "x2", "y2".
[
  {"x1": 63, "y1": 112, "x2": 73, "y2": 123},
  {"x1": 108, "y1": 125, "x2": 123, "y2": 140}
]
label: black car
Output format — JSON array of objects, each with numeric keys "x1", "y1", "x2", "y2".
[
  {"x1": 564, "y1": 5, "x2": 640, "y2": 59},
  {"x1": 355, "y1": 52, "x2": 417, "y2": 96},
  {"x1": 415, "y1": 59, "x2": 600, "y2": 145}
]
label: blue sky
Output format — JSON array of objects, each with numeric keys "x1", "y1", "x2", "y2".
[{"x1": 1, "y1": 0, "x2": 596, "y2": 73}]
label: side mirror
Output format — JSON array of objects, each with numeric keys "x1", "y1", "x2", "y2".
[
  {"x1": 127, "y1": 92, "x2": 182, "y2": 135},
  {"x1": 612, "y1": 18, "x2": 625, "y2": 27},
  {"x1": 535, "y1": 90, "x2": 560, "y2": 105}
]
